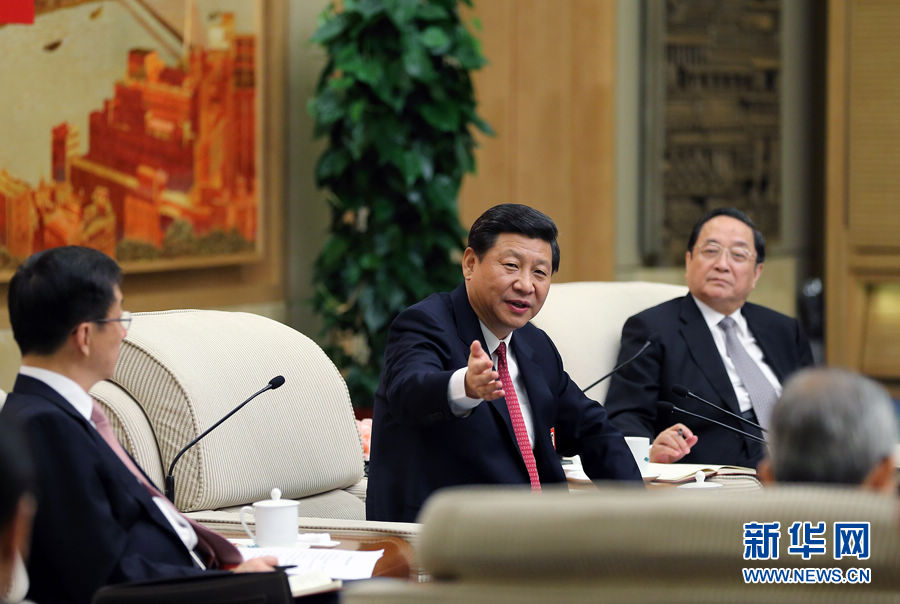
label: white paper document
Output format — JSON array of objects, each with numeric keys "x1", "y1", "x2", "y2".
[{"x1": 240, "y1": 546, "x2": 384, "y2": 580}]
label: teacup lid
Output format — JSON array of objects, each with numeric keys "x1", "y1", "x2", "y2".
[{"x1": 254, "y1": 487, "x2": 299, "y2": 508}]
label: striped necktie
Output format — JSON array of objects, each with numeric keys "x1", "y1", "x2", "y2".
[{"x1": 495, "y1": 342, "x2": 541, "y2": 491}]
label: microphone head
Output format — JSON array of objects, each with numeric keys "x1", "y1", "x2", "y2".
[
  {"x1": 657, "y1": 400, "x2": 675, "y2": 415},
  {"x1": 269, "y1": 375, "x2": 286, "y2": 389},
  {"x1": 671, "y1": 385, "x2": 689, "y2": 399}
]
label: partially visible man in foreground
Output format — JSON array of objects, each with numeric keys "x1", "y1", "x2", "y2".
[
  {"x1": 367, "y1": 204, "x2": 641, "y2": 523},
  {"x1": 0, "y1": 246, "x2": 274, "y2": 604},
  {"x1": 758, "y1": 367, "x2": 897, "y2": 492},
  {"x1": 0, "y1": 422, "x2": 35, "y2": 604}
]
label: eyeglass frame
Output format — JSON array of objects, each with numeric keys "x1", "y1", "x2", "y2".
[
  {"x1": 692, "y1": 242, "x2": 758, "y2": 265},
  {"x1": 94, "y1": 310, "x2": 133, "y2": 331}
]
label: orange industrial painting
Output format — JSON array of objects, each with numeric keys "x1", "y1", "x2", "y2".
[{"x1": 0, "y1": 0, "x2": 263, "y2": 279}]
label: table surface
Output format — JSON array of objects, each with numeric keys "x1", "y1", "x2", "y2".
[{"x1": 217, "y1": 529, "x2": 416, "y2": 580}]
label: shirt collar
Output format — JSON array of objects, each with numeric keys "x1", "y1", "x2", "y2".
[
  {"x1": 692, "y1": 296, "x2": 748, "y2": 336},
  {"x1": 479, "y1": 322, "x2": 512, "y2": 357},
  {"x1": 18, "y1": 365, "x2": 94, "y2": 422}
]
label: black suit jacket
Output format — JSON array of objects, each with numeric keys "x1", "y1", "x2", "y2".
[
  {"x1": 0, "y1": 375, "x2": 204, "y2": 604},
  {"x1": 604, "y1": 295, "x2": 814, "y2": 468},
  {"x1": 366, "y1": 284, "x2": 642, "y2": 523}
]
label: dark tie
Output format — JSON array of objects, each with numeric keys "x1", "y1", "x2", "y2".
[
  {"x1": 718, "y1": 316, "x2": 778, "y2": 431},
  {"x1": 91, "y1": 400, "x2": 243, "y2": 568},
  {"x1": 495, "y1": 342, "x2": 541, "y2": 491}
]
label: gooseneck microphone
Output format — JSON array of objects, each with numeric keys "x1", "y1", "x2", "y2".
[
  {"x1": 582, "y1": 339, "x2": 653, "y2": 394},
  {"x1": 657, "y1": 401, "x2": 767, "y2": 444},
  {"x1": 672, "y1": 384, "x2": 767, "y2": 433},
  {"x1": 164, "y1": 375, "x2": 286, "y2": 502}
]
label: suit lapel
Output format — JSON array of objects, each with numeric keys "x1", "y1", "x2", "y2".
[
  {"x1": 13, "y1": 375, "x2": 182, "y2": 537},
  {"x1": 449, "y1": 285, "x2": 519, "y2": 447},
  {"x1": 678, "y1": 296, "x2": 743, "y2": 416}
]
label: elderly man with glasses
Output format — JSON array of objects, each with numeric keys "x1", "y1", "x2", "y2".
[{"x1": 604, "y1": 208, "x2": 814, "y2": 468}]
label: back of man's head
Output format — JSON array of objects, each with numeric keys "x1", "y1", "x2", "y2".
[
  {"x1": 467, "y1": 203, "x2": 560, "y2": 273},
  {"x1": 0, "y1": 421, "x2": 35, "y2": 600},
  {"x1": 767, "y1": 368, "x2": 897, "y2": 488},
  {"x1": 8, "y1": 246, "x2": 122, "y2": 356}
]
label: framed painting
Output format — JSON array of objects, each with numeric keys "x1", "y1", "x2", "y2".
[{"x1": 0, "y1": 0, "x2": 267, "y2": 279}]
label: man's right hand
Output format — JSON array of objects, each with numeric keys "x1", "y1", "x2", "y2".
[
  {"x1": 232, "y1": 555, "x2": 278, "y2": 573},
  {"x1": 464, "y1": 340, "x2": 504, "y2": 400},
  {"x1": 649, "y1": 423, "x2": 698, "y2": 463}
]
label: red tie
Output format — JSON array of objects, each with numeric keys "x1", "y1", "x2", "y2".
[
  {"x1": 91, "y1": 400, "x2": 243, "y2": 568},
  {"x1": 495, "y1": 342, "x2": 541, "y2": 491}
]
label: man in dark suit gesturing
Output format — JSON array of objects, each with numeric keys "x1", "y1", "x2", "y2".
[
  {"x1": 0, "y1": 246, "x2": 275, "y2": 604},
  {"x1": 605, "y1": 208, "x2": 813, "y2": 468},
  {"x1": 366, "y1": 204, "x2": 641, "y2": 523}
]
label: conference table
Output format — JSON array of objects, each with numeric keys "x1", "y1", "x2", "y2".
[{"x1": 217, "y1": 527, "x2": 417, "y2": 580}]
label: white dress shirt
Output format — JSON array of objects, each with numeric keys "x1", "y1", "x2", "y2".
[
  {"x1": 446, "y1": 322, "x2": 535, "y2": 448},
  {"x1": 692, "y1": 299, "x2": 783, "y2": 413}
]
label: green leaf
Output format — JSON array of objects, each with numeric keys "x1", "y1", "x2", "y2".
[
  {"x1": 421, "y1": 26, "x2": 451, "y2": 53},
  {"x1": 373, "y1": 198, "x2": 394, "y2": 223},
  {"x1": 315, "y1": 148, "x2": 350, "y2": 182},
  {"x1": 327, "y1": 75, "x2": 355, "y2": 92},
  {"x1": 384, "y1": 0, "x2": 419, "y2": 26},
  {"x1": 469, "y1": 111, "x2": 495, "y2": 136},
  {"x1": 310, "y1": 12, "x2": 349, "y2": 44},
  {"x1": 400, "y1": 151, "x2": 422, "y2": 187},
  {"x1": 310, "y1": 90, "x2": 344, "y2": 126},
  {"x1": 345, "y1": 0, "x2": 383, "y2": 19},
  {"x1": 426, "y1": 175, "x2": 457, "y2": 208},
  {"x1": 420, "y1": 101, "x2": 460, "y2": 131},
  {"x1": 402, "y1": 41, "x2": 436, "y2": 81},
  {"x1": 348, "y1": 98, "x2": 366, "y2": 123},
  {"x1": 454, "y1": 29, "x2": 487, "y2": 70},
  {"x1": 318, "y1": 236, "x2": 351, "y2": 272},
  {"x1": 454, "y1": 137, "x2": 474, "y2": 174},
  {"x1": 417, "y1": 4, "x2": 449, "y2": 21}
]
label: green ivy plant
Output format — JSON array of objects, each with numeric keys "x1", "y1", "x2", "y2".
[{"x1": 308, "y1": 0, "x2": 492, "y2": 407}]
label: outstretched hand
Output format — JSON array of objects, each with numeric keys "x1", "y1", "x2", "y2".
[{"x1": 464, "y1": 340, "x2": 504, "y2": 401}]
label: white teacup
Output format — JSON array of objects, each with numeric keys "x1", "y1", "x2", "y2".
[
  {"x1": 239, "y1": 487, "x2": 299, "y2": 547},
  {"x1": 624, "y1": 436, "x2": 650, "y2": 474}
]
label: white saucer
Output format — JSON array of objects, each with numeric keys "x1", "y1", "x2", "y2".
[{"x1": 677, "y1": 481, "x2": 723, "y2": 489}]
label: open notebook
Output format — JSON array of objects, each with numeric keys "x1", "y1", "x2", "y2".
[{"x1": 649, "y1": 462, "x2": 756, "y2": 484}]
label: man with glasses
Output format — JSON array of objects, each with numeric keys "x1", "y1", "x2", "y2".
[
  {"x1": 605, "y1": 208, "x2": 813, "y2": 468},
  {"x1": 0, "y1": 246, "x2": 274, "y2": 604}
]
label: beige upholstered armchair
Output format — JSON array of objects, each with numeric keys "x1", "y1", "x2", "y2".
[
  {"x1": 345, "y1": 485, "x2": 900, "y2": 603},
  {"x1": 531, "y1": 281, "x2": 687, "y2": 402},
  {"x1": 88, "y1": 309, "x2": 417, "y2": 538}
]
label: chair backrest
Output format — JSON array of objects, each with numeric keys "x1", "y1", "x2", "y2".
[
  {"x1": 93, "y1": 310, "x2": 364, "y2": 514},
  {"x1": 405, "y1": 485, "x2": 900, "y2": 601},
  {"x1": 531, "y1": 281, "x2": 687, "y2": 402}
]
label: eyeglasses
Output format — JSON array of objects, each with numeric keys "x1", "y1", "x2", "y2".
[
  {"x1": 695, "y1": 243, "x2": 756, "y2": 265},
  {"x1": 95, "y1": 311, "x2": 132, "y2": 332}
]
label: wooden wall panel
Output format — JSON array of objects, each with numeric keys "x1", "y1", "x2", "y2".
[
  {"x1": 846, "y1": 0, "x2": 900, "y2": 251},
  {"x1": 460, "y1": 0, "x2": 616, "y2": 282},
  {"x1": 827, "y1": 0, "x2": 900, "y2": 392}
]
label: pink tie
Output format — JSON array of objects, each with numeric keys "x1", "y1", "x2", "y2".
[
  {"x1": 91, "y1": 400, "x2": 243, "y2": 568},
  {"x1": 495, "y1": 342, "x2": 541, "y2": 491}
]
